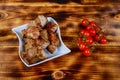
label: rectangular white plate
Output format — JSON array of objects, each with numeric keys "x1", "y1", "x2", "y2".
[{"x1": 12, "y1": 17, "x2": 71, "y2": 67}]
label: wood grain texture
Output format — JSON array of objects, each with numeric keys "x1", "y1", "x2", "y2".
[{"x1": 0, "y1": 1, "x2": 120, "y2": 80}]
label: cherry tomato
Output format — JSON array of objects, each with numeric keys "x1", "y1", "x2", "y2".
[
  {"x1": 77, "y1": 38, "x2": 83, "y2": 42},
  {"x1": 99, "y1": 31, "x2": 104, "y2": 37},
  {"x1": 81, "y1": 19, "x2": 89, "y2": 27},
  {"x1": 76, "y1": 38, "x2": 83, "y2": 47},
  {"x1": 89, "y1": 29, "x2": 96, "y2": 36},
  {"x1": 89, "y1": 21, "x2": 96, "y2": 27},
  {"x1": 76, "y1": 42, "x2": 80, "y2": 47},
  {"x1": 84, "y1": 30, "x2": 90, "y2": 37},
  {"x1": 86, "y1": 37, "x2": 94, "y2": 44},
  {"x1": 86, "y1": 25, "x2": 92, "y2": 30},
  {"x1": 79, "y1": 42, "x2": 86, "y2": 51},
  {"x1": 100, "y1": 37, "x2": 107, "y2": 44},
  {"x1": 95, "y1": 26, "x2": 101, "y2": 33},
  {"x1": 80, "y1": 30, "x2": 85, "y2": 35},
  {"x1": 83, "y1": 48, "x2": 91, "y2": 57},
  {"x1": 94, "y1": 35, "x2": 101, "y2": 41}
]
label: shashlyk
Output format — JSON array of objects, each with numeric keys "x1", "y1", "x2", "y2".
[{"x1": 21, "y1": 15, "x2": 60, "y2": 64}]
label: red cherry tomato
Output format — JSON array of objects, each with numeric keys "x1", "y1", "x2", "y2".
[
  {"x1": 99, "y1": 31, "x2": 104, "y2": 37},
  {"x1": 80, "y1": 30, "x2": 85, "y2": 35},
  {"x1": 94, "y1": 35, "x2": 101, "y2": 41},
  {"x1": 76, "y1": 42, "x2": 80, "y2": 47},
  {"x1": 81, "y1": 19, "x2": 89, "y2": 27},
  {"x1": 86, "y1": 25, "x2": 92, "y2": 30},
  {"x1": 77, "y1": 38, "x2": 83, "y2": 42},
  {"x1": 84, "y1": 30, "x2": 90, "y2": 37},
  {"x1": 79, "y1": 42, "x2": 86, "y2": 51},
  {"x1": 89, "y1": 21, "x2": 96, "y2": 27},
  {"x1": 95, "y1": 26, "x2": 101, "y2": 33},
  {"x1": 86, "y1": 37, "x2": 94, "y2": 44},
  {"x1": 89, "y1": 29, "x2": 96, "y2": 36},
  {"x1": 100, "y1": 37, "x2": 107, "y2": 44},
  {"x1": 83, "y1": 48, "x2": 91, "y2": 57}
]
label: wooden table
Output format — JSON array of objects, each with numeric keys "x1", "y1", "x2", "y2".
[{"x1": 0, "y1": 0, "x2": 120, "y2": 80}]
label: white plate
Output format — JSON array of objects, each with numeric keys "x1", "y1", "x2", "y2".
[{"x1": 12, "y1": 17, "x2": 71, "y2": 67}]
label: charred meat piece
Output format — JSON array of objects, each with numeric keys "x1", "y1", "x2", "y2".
[
  {"x1": 40, "y1": 29, "x2": 48, "y2": 40},
  {"x1": 30, "y1": 50, "x2": 46, "y2": 64},
  {"x1": 28, "y1": 20, "x2": 42, "y2": 30},
  {"x1": 49, "y1": 32, "x2": 60, "y2": 46},
  {"x1": 25, "y1": 38, "x2": 35, "y2": 44},
  {"x1": 35, "y1": 15, "x2": 48, "y2": 28},
  {"x1": 28, "y1": 20, "x2": 37, "y2": 27},
  {"x1": 24, "y1": 42, "x2": 32, "y2": 51},
  {"x1": 22, "y1": 49, "x2": 46, "y2": 64},
  {"x1": 37, "y1": 49, "x2": 46, "y2": 60},
  {"x1": 24, "y1": 38, "x2": 35, "y2": 50},
  {"x1": 29, "y1": 49, "x2": 46, "y2": 64},
  {"x1": 41, "y1": 39, "x2": 50, "y2": 49},
  {"x1": 25, "y1": 26, "x2": 40, "y2": 39},
  {"x1": 21, "y1": 29, "x2": 26, "y2": 38},
  {"x1": 34, "y1": 38, "x2": 50, "y2": 49},
  {"x1": 27, "y1": 47, "x2": 37, "y2": 59},
  {"x1": 35, "y1": 39, "x2": 42, "y2": 46},
  {"x1": 46, "y1": 22, "x2": 57, "y2": 32},
  {"x1": 22, "y1": 53, "x2": 39, "y2": 64},
  {"x1": 21, "y1": 52, "x2": 30, "y2": 64},
  {"x1": 47, "y1": 44, "x2": 56, "y2": 53},
  {"x1": 30, "y1": 56, "x2": 40, "y2": 64}
]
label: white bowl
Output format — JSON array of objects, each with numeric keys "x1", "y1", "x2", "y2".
[{"x1": 12, "y1": 17, "x2": 71, "y2": 67}]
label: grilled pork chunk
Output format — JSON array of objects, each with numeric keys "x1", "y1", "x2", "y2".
[
  {"x1": 47, "y1": 44, "x2": 56, "y2": 53},
  {"x1": 28, "y1": 20, "x2": 37, "y2": 27},
  {"x1": 22, "y1": 48, "x2": 46, "y2": 64},
  {"x1": 26, "y1": 26, "x2": 40, "y2": 39},
  {"x1": 40, "y1": 29, "x2": 49, "y2": 40},
  {"x1": 46, "y1": 22, "x2": 57, "y2": 32},
  {"x1": 35, "y1": 15, "x2": 48, "y2": 27},
  {"x1": 49, "y1": 32, "x2": 60, "y2": 46}
]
